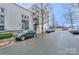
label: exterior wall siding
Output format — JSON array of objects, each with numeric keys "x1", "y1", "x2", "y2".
[{"x1": 0, "y1": 3, "x2": 33, "y2": 31}]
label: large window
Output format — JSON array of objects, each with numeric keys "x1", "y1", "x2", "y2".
[
  {"x1": 25, "y1": 20, "x2": 29, "y2": 29},
  {"x1": 0, "y1": 15, "x2": 4, "y2": 31},
  {"x1": 21, "y1": 14, "x2": 29, "y2": 30},
  {"x1": 0, "y1": 15, "x2": 4, "y2": 24},
  {"x1": 22, "y1": 19, "x2": 29, "y2": 30}
]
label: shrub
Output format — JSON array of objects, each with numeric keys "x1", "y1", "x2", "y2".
[{"x1": 0, "y1": 32, "x2": 12, "y2": 40}]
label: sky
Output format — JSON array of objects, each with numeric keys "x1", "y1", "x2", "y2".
[
  {"x1": 18, "y1": 3, "x2": 69, "y2": 26},
  {"x1": 48, "y1": 4, "x2": 67, "y2": 26}
]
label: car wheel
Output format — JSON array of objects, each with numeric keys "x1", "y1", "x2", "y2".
[
  {"x1": 34, "y1": 34, "x2": 36, "y2": 37},
  {"x1": 33, "y1": 34, "x2": 36, "y2": 37},
  {"x1": 21, "y1": 36, "x2": 25, "y2": 41}
]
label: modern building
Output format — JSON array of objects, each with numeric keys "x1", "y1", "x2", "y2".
[
  {"x1": 0, "y1": 3, "x2": 49, "y2": 34},
  {"x1": 0, "y1": 3, "x2": 33, "y2": 32},
  {"x1": 31, "y1": 4, "x2": 49, "y2": 34}
]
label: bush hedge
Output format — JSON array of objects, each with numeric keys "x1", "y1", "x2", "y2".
[{"x1": 0, "y1": 32, "x2": 12, "y2": 40}]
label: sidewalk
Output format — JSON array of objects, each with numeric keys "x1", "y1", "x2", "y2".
[{"x1": 0, "y1": 37, "x2": 14, "y2": 47}]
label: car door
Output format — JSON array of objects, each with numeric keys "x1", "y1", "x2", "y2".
[{"x1": 26, "y1": 31, "x2": 33, "y2": 37}]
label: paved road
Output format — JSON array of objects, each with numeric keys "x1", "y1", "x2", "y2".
[{"x1": 0, "y1": 31, "x2": 79, "y2": 55}]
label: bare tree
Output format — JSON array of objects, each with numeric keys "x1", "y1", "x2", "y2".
[
  {"x1": 48, "y1": 4, "x2": 56, "y2": 30},
  {"x1": 33, "y1": 3, "x2": 49, "y2": 35},
  {"x1": 63, "y1": 3, "x2": 75, "y2": 30},
  {"x1": 65, "y1": 11, "x2": 74, "y2": 30},
  {"x1": 38, "y1": 3, "x2": 49, "y2": 34},
  {"x1": 40, "y1": 3, "x2": 44, "y2": 34}
]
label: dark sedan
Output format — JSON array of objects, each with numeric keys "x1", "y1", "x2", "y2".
[
  {"x1": 15, "y1": 30, "x2": 36, "y2": 41},
  {"x1": 46, "y1": 29, "x2": 55, "y2": 33}
]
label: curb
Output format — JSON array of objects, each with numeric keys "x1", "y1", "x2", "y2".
[
  {"x1": 0, "y1": 41, "x2": 14, "y2": 50},
  {"x1": 0, "y1": 41, "x2": 10, "y2": 46},
  {"x1": 0, "y1": 37, "x2": 14, "y2": 49}
]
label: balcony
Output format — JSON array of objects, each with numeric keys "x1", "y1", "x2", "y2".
[{"x1": 33, "y1": 18, "x2": 39, "y2": 25}]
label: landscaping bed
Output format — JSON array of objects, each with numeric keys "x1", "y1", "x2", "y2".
[
  {"x1": 0, "y1": 32, "x2": 13, "y2": 47},
  {"x1": 0, "y1": 32, "x2": 12, "y2": 39}
]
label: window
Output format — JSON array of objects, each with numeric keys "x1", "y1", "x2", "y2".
[
  {"x1": 21, "y1": 14, "x2": 29, "y2": 19},
  {"x1": 0, "y1": 25, "x2": 4, "y2": 31},
  {"x1": 0, "y1": 15, "x2": 4, "y2": 31},
  {"x1": 21, "y1": 14, "x2": 26, "y2": 18},
  {"x1": 22, "y1": 23, "x2": 25, "y2": 30},
  {"x1": 21, "y1": 14, "x2": 23, "y2": 18},
  {"x1": 22, "y1": 19, "x2": 25, "y2": 23},
  {"x1": 33, "y1": 13, "x2": 36, "y2": 15},
  {"x1": 21, "y1": 14, "x2": 29, "y2": 30},
  {"x1": 1, "y1": 8, "x2": 4, "y2": 13},
  {"x1": 27, "y1": 16, "x2": 29, "y2": 19},
  {"x1": 25, "y1": 16, "x2": 26, "y2": 18},
  {"x1": 0, "y1": 15, "x2": 4, "y2": 24},
  {"x1": 22, "y1": 19, "x2": 29, "y2": 30},
  {"x1": 25, "y1": 21, "x2": 29, "y2": 29}
]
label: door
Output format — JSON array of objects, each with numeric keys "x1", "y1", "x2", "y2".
[{"x1": 26, "y1": 31, "x2": 33, "y2": 37}]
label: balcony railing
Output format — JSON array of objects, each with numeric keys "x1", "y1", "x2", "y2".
[{"x1": 33, "y1": 19, "x2": 39, "y2": 25}]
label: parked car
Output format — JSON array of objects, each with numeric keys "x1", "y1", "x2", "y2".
[
  {"x1": 68, "y1": 27, "x2": 72, "y2": 32},
  {"x1": 15, "y1": 30, "x2": 36, "y2": 41},
  {"x1": 70, "y1": 29, "x2": 79, "y2": 34},
  {"x1": 46, "y1": 29, "x2": 55, "y2": 33},
  {"x1": 69, "y1": 26, "x2": 79, "y2": 34}
]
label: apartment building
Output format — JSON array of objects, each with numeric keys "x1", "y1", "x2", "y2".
[
  {"x1": 0, "y1": 3, "x2": 33, "y2": 32},
  {"x1": 31, "y1": 4, "x2": 49, "y2": 34}
]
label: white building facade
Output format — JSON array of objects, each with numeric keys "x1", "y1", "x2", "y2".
[
  {"x1": 0, "y1": 3, "x2": 33, "y2": 32},
  {"x1": 31, "y1": 4, "x2": 49, "y2": 34}
]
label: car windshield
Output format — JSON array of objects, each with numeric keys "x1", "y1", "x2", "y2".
[
  {"x1": 17, "y1": 30, "x2": 28, "y2": 34},
  {"x1": 22, "y1": 30, "x2": 28, "y2": 33}
]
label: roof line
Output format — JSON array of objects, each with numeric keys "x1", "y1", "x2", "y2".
[{"x1": 13, "y1": 3, "x2": 34, "y2": 13}]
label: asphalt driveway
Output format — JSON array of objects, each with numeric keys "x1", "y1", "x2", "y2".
[{"x1": 0, "y1": 31, "x2": 79, "y2": 55}]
